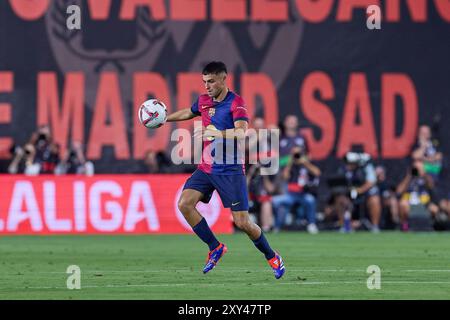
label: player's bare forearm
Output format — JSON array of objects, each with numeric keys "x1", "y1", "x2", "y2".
[
  {"x1": 211, "y1": 120, "x2": 248, "y2": 140},
  {"x1": 166, "y1": 108, "x2": 197, "y2": 122},
  {"x1": 220, "y1": 128, "x2": 247, "y2": 140}
]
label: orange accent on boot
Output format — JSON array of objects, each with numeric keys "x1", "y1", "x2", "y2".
[{"x1": 268, "y1": 255, "x2": 280, "y2": 268}]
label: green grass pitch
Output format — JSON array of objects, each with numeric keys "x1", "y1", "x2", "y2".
[{"x1": 1, "y1": 232, "x2": 449, "y2": 299}]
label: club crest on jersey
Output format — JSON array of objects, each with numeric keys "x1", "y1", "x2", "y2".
[{"x1": 208, "y1": 108, "x2": 216, "y2": 117}]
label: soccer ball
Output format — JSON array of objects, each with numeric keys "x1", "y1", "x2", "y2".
[{"x1": 138, "y1": 99, "x2": 168, "y2": 129}]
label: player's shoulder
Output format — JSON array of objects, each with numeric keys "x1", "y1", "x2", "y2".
[
  {"x1": 198, "y1": 94, "x2": 212, "y2": 104},
  {"x1": 229, "y1": 91, "x2": 246, "y2": 107}
]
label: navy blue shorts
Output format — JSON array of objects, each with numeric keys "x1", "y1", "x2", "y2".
[{"x1": 183, "y1": 169, "x2": 249, "y2": 211}]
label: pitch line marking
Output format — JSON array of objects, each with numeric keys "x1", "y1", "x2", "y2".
[
  {"x1": 20, "y1": 280, "x2": 450, "y2": 290},
  {"x1": 3, "y1": 268, "x2": 450, "y2": 276}
]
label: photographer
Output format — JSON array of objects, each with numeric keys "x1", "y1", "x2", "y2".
[
  {"x1": 279, "y1": 115, "x2": 309, "y2": 169},
  {"x1": 247, "y1": 163, "x2": 277, "y2": 232},
  {"x1": 57, "y1": 141, "x2": 94, "y2": 175},
  {"x1": 411, "y1": 125, "x2": 443, "y2": 182},
  {"x1": 31, "y1": 125, "x2": 60, "y2": 174},
  {"x1": 245, "y1": 117, "x2": 281, "y2": 232},
  {"x1": 8, "y1": 143, "x2": 40, "y2": 175},
  {"x1": 376, "y1": 165, "x2": 400, "y2": 229},
  {"x1": 397, "y1": 160, "x2": 439, "y2": 231},
  {"x1": 332, "y1": 152, "x2": 381, "y2": 233},
  {"x1": 271, "y1": 146, "x2": 321, "y2": 234}
]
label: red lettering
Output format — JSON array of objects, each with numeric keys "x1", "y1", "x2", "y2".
[
  {"x1": 300, "y1": 72, "x2": 336, "y2": 160},
  {"x1": 337, "y1": 73, "x2": 378, "y2": 158},
  {"x1": 87, "y1": 73, "x2": 130, "y2": 160},
  {"x1": 295, "y1": 0, "x2": 333, "y2": 23},
  {"x1": 133, "y1": 73, "x2": 171, "y2": 159},
  {"x1": 0, "y1": 72, "x2": 14, "y2": 159},
  {"x1": 9, "y1": 0, "x2": 50, "y2": 20},
  {"x1": 241, "y1": 73, "x2": 278, "y2": 127},
  {"x1": 435, "y1": 0, "x2": 450, "y2": 22},
  {"x1": 171, "y1": 0, "x2": 206, "y2": 20},
  {"x1": 226, "y1": 74, "x2": 235, "y2": 92},
  {"x1": 252, "y1": 0, "x2": 287, "y2": 21},
  {"x1": 87, "y1": 0, "x2": 112, "y2": 20},
  {"x1": 381, "y1": 74, "x2": 418, "y2": 158},
  {"x1": 175, "y1": 73, "x2": 204, "y2": 160},
  {"x1": 386, "y1": 0, "x2": 427, "y2": 22},
  {"x1": 37, "y1": 72, "x2": 85, "y2": 156},
  {"x1": 337, "y1": 0, "x2": 380, "y2": 21},
  {"x1": 120, "y1": 0, "x2": 166, "y2": 20},
  {"x1": 212, "y1": 0, "x2": 246, "y2": 21}
]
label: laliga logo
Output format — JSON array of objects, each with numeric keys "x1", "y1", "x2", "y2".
[{"x1": 174, "y1": 186, "x2": 220, "y2": 231}]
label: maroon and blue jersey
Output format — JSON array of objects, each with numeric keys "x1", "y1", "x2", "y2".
[{"x1": 191, "y1": 91, "x2": 249, "y2": 175}]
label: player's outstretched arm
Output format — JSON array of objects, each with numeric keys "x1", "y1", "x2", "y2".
[
  {"x1": 166, "y1": 108, "x2": 197, "y2": 122},
  {"x1": 203, "y1": 120, "x2": 248, "y2": 141}
]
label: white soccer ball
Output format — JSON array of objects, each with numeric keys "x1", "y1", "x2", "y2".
[{"x1": 138, "y1": 99, "x2": 168, "y2": 129}]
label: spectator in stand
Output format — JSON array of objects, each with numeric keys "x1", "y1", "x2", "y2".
[{"x1": 397, "y1": 160, "x2": 439, "y2": 231}]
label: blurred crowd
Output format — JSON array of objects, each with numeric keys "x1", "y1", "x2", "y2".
[
  {"x1": 245, "y1": 116, "x2": 449, "y2": 233},
  {"x1": 7, "y1": 125, "x2": 94, "y2": 176},
  {"x1": 6, "y1": 119, "x2": 449, "y2": 233}
]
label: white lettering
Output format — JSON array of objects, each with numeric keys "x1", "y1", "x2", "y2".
[
  {"x1": 90, "y1": 181, "x2": 123, "y2": 231},
  {"x1": 7, "y1": 181, "x2": 43, "y2": 231},
  {"x1": 124, "y1": 181, "x2": 160, "y2": 231}
]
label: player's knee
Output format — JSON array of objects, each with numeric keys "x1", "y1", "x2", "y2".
[
  {"x1": 178, "y1": 197, "x2": 194, "y2": 214},
  {"x1": 234, "y1": 217, "x2": 251, "y2": 231}
]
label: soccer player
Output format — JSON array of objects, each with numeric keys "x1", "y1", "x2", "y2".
[{"x1": 165, "y1": 61, "x2": 285, "y2": 279}]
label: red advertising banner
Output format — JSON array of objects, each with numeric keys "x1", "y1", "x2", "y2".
[{"x1": 0, "y1": 175, "x2": 233, "y2": 235}]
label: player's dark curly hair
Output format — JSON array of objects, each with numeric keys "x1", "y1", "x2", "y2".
[{"x1": 202, "y1": 61, "x2": 227, "y2": 75}]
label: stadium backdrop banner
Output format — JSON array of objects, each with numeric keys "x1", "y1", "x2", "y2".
[
  {"x1": 0, "y1": 1, "x2": 449, "y2": 189},
  {"x1": 0, "y1": 174, "x2": 232, "y2": 234}
]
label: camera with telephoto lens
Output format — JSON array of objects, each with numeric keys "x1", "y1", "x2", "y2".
[
  {"x1": 344, "y1": 152, "x2": 371, "y2": 167},
  {"x1": 37, "y1": 133, "x2": 47, "y2": 142},
  {"x1": 411, "y1": 166, "x2": 419, "y2": 177},
  {"x1": 292, "y1": 147, "x2": 306, "y2": 160}
]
